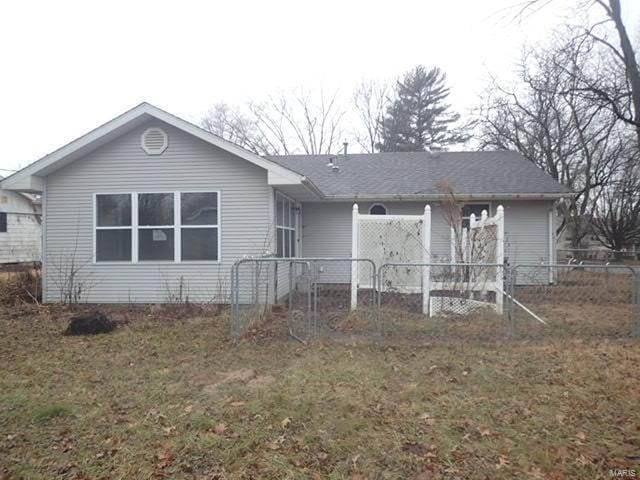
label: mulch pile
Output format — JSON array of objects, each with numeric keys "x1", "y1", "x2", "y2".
[{"x1": 63, "y1": 312, "x2": 118, "y2": 336}]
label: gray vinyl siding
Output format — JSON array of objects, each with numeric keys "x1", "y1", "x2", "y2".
[
  {"x1": 300, "y1": 200, "x2": 554, "y2": 283},
  {"x1": 43, "y1": 120, "x2": 272, "y2": 303}
]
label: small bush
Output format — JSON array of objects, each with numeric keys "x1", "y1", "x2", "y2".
[
  {"x1": 63, "y1": 312, "x2": 117, "y2": 336},
  {"x1": 0, "y1": 263, "x2": 42, "y2": 306}
]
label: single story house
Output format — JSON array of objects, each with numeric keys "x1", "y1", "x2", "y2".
[
  {"x1": 0, "y1": 102, "x2": 569, "y2": 303},
  {"x1": 0, "y1": 179, "x2": 42, "y2": 264}
]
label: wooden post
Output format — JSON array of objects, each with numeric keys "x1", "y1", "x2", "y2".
[
  {"x1": 422, "y1": 205, "x2": 431, "y2": 315},
  {"x1": 450, "y1": 226, "x2": 456, "y2": 263},
  {"x1": 496, "y1": 205, "x2": 505, "y2": 314},
  {"x1": 351, "y1": 203, "x2": 359, "y2": 311},
  {"x1": 548, "y1": 209, "x2": 555, "y2": 284}
]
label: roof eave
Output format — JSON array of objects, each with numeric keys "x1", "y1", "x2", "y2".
[{"x1": 319, "y1": 192, "x2": 571, "y2": 202}]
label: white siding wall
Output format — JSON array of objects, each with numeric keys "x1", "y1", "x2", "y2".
[
  {"x1": 43, "y1": 121, "x2": 273, "y2": 303},
  {"x1": 301, "y1": 200, "x2": 554, "y2": 267},
  {"x1": 0, "y1": 190, "x2": 41, "y2": 263}
]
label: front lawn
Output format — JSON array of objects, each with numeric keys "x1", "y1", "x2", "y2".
[{"x1": 0, "y1": 305, "x2": 638, "y2": 479}]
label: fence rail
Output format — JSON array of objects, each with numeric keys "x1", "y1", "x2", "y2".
[{"x1": 231, "y1": 257, "x2": 640, "y2": 344}]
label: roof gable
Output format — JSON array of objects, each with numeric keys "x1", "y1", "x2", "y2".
[{"x1": 1, "y1": 102, "x2": 305, "y2": 192}]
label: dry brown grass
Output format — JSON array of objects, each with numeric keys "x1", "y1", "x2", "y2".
[{"x1": 1, "y1": 304, "x2": 639, "y2": 479}]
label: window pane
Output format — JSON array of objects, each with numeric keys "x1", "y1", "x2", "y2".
[
  {"x1": 181, "y1": 228, "x2": 218, "y2": 260},
  {"x1": 0, "y1": 212, "x2": 6, "y2": 232},
  {"x1": 289, "y1": 201, "x2": 295, "y2": 228},
  {"x1": 276, "y1": 228, "x2": 283, "y2": 257},
  {"x1": 139, "y1": 228, "x2": 174, "y2": 260},
  {"x1": 139, "y1": 193, "x2": 174, "y2": 226},
  {"x1": 290, "y1": 229, "x2": 296, "y2": 257},
  {"x1": 462, "y1": 204, "x2": 490, "y2": 218},
  {"x1": 284, "y1": 229, "x2": 291, "y2": 257},
  {"x1": 276, "y1": 195, "x2": 284, "y2": 227},
  {"x1": 283, "y1": 199, "x2": 291, "y2": 227},
  {"x1": 97, "y1": 194, "x2": 131, "y2": 226},
  {"x1": 96, "y1": 229, "x2": 131, "y2": 261},
  {"x1": 181, "y1": 192, "x2": 218, "y2": 225}
]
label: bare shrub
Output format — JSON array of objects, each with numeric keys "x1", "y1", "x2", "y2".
[{"x1": 0, "y1": 263, "x2": 42, "y2": 306}]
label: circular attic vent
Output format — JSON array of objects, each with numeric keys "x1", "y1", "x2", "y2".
[{"x1": 141, "y1": 127, "x2": 168, "y2": 155}]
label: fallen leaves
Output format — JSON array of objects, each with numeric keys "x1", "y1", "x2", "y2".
[
  {"x1": 281, "y1": 417, "x2": 292, "y2": 429},
  {"x1": 419, "y1": 413, "x2": 435, "y2": 426},
  {"x1": 156, "y1": 449, "x2": 175, "y2": 469},
  {"x1": 211, "y1": 423, "x2": 226, "y2": 436}
]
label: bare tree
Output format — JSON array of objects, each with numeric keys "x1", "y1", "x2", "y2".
[
  {"x1": 478, "y1": 33, "x2": 625, "y2": 246},
  {"x1": 201, "y1": 88, "x2": 346, "y2": 155},
  {"x1": 515, "y1": 0, "x2": 640, "y2": 146},
  {"x1": 200, "y1": 103, "x2": 278, "y2": 155},
  {"x1": 592, "y1": 158, "x2": 640, "y2": 251},
  {"x1": 352, "y1": 80, "x2": 387, "y2": 153}
]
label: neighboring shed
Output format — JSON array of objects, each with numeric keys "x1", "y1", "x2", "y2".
[{"x1": 0, "y1": 181, "x2": 42, "y2": 264}]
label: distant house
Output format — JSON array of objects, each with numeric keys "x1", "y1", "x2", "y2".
[
  {"x1": 0, "y1": 103, "x2": 569, "y2": 303},
  {"x1": 0, "y1": 180, "x2": 41, "y2": 264}
]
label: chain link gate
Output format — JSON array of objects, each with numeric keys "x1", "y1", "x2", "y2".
[{"x1": 231, "y1": 258, "x2": 379, "y2": 342}]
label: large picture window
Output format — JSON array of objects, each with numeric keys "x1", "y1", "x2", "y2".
[
  {"x1": 275, "y1": 192, "x2": 297, "y2": 258},
  {"x1": 94, "y1": 191, "x2": 220, "y2": 263}
]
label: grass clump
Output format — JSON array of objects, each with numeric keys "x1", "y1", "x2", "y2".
[{"x1": 32, "y1": 404, "x2": 69, "y2": 424}]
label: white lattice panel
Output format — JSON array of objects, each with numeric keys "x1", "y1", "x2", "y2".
[{"x1": 357, "y1": 216, "x2": 424, "y2": 289}]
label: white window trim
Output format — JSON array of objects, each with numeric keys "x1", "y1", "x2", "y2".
[
  {"x1": 93, "y1": 190, "x2": 221, "y2": 264},
  {"x1": 275, "y1": 191, "x2": 299, "y2": 258},
  {"x1": 179, "y1": 190, "x2": 221, "y2": 264},
  {"x1": 93, "y1": 192, "x2": 133, "y2": 264},
  {"x1": 368, "y1": 203, "x2": 388, "y2": 215}
]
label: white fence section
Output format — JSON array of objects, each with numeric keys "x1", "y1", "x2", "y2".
[
  {"x1": 351, "y1": 204, "x2": 431, "y2": 312},
  {"x1": 442, "y1": 205, "x2": 505, "y2": 314}
]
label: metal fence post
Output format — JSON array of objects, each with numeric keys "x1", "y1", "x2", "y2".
[{"x1": 632, "y1": 269, "x2": 640, "y2": 338}]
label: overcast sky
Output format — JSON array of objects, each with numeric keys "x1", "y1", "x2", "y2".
[{"x1": 1, "y1": 0, "x2": 639, "y2": 173}]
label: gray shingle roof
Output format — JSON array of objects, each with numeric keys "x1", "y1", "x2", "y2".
[{"x1": 266, "y1": 151, "x2": 570, "y2": 198}]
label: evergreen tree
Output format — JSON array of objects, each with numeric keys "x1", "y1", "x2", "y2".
[{"x1": 378, "y1": 65, "x2": 465, "y2": 152}]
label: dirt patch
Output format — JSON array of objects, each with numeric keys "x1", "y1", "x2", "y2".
[
  {"x1": 200, "y1": 368, "x2": 257, "y2": 394},
  {"x1": 247, "y1": 375, "x2": 276, "y2": 388}
]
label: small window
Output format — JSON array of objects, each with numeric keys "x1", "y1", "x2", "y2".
[
  {"x1": 369, "y1": 204, "x2": 387, "y2": 215},
  {"x1": 0, "y1": 212, "x2": 7, "y2": 232},
  {"x1": 95, "y1": 194, "x2": 132, "y2": 261},
  {"x1": 275, "y1": 192, "x2": 297, "y2": 258},
  {"x1": 462, "y1": 204, "x2": 490, "y2": 229}
]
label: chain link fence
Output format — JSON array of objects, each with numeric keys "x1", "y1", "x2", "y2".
[
  {"x1": 509, "y1": 264, "x2": 638, "y2": 340},
  {"x1": 230, "y1": 258, "x2": 377, "y2": 342},
  {"x1": 231, "y1": 258, "x2": 640, "y2": 344}
]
